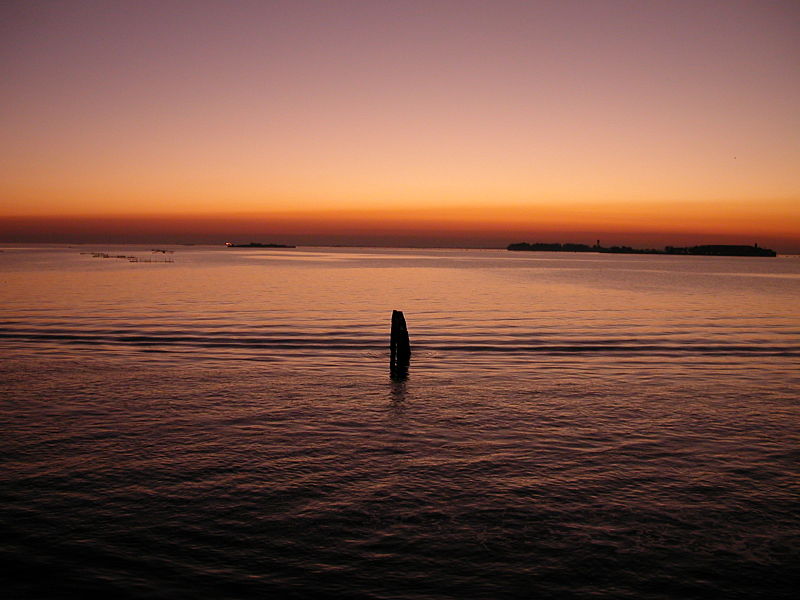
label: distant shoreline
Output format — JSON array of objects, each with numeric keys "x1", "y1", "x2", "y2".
[
  {"x1": 507, "y1": 242, "x2": 777, "y2": 257},
  {"x1": 224, "y1": 242, "x2": 296, "y2": 248},
  {"x1": 1, "y1": 242, "x2": 794, "y2": 255}
]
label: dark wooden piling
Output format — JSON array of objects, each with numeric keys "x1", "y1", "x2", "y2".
[{"x1": 390, "y1": 310, "x2": 411, "y2": 378}]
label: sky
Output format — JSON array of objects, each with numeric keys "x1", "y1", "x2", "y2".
[{"x1": 1, "y1": 0, "x2": 798, "y2": 250}]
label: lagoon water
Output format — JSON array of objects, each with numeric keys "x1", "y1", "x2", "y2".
[{"x1": 1, "y1": 245, "x2": 798, "y2": 599}]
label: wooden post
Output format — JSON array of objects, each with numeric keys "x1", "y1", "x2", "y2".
[{"x1": 390, "y1": 310, "x2": 411, "y2": 378}]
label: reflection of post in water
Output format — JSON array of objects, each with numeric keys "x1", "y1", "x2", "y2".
[
  {"x1": 390, "y1": 377, "x2": 407, "y2": 405},
  {"x1": 390, "y1": 310, "x2": 411, "y2": 379}
]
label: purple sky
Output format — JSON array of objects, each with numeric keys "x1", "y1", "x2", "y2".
[{"x1": 1, "y1": 1, "x2": 798, "y2": 248}]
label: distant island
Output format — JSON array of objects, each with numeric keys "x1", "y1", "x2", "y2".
[
  {"x1": 225, "y1": 242, "x2": 296, "y2": 248},
  {"x1": 507, "y1": 242, "x2": 777, "y2": 257}
]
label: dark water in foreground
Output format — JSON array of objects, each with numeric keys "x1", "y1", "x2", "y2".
[{"x1": 1, "y1": 246, "x2": 798, "y2": 599}]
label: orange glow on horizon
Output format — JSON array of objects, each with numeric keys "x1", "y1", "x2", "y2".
[{"x1": 2, "y1": 200, "x2": 798, "y2": 252}]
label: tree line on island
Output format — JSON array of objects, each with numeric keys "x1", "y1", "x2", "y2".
[{"x1": 507, "y1": 241, "x2": 776, "y2": 257}]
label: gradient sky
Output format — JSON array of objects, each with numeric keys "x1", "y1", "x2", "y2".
[{"x1": 1, "y1": 0, "x2": 798, "y2": 249}]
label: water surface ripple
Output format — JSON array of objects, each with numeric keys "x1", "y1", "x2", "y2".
[{"x1": 1, "y1": 246, "x2": 798, "y2": 599}]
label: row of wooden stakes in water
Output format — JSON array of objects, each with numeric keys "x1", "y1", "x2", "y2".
[{"x1": 81, "y1": 252, "x2": 174, "y2": 263}]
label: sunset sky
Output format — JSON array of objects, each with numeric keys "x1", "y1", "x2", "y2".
[{"x1": 1, "y1": 0, "x2": 798, "y2": 250}]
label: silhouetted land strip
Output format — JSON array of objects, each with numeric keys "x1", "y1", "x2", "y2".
[
  {"x1": 225, "y1": 242, "x2": 296, "y2": 248},
  {"x1": 507, "y1": 242, "x2": 776, "y2": 257}
]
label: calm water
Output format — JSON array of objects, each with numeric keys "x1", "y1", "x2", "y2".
[{"x1": 1, "y1": 245, "x2": 798, "y2": 599}]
